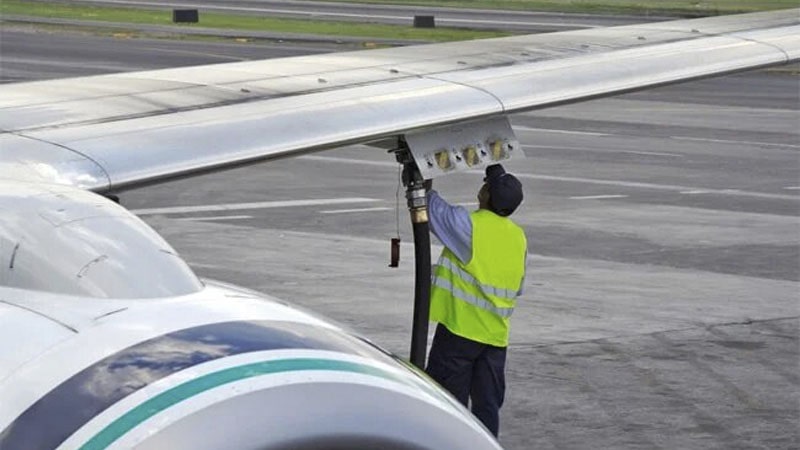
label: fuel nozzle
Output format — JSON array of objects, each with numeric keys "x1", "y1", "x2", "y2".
[{"x1": 396, "y1": 149, "x2": 428, "y2": 224}]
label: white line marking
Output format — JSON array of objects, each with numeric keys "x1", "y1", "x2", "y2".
[
  {"x1": 622, "y1": 150, "x2": 683, "y2": 158},
  {"x1": 319, "y1": 207, "x2": 391, "y2": 214},
  {"x1": 525, "y1": 144, "x2": 682, "y2": 158},
  {"x1": 298, "y1": 155, "x2": 396, "y2": 168},
  {"x1": 669, "y1": 135, "x2": 800, "y2": 149},
  {"x1": 512, "y1": 174, "x2": 799, "y2": 201},
  {"x1": 144, "y1": 46, "x2": 247, "y2": 62},
  {"x1": 523, "y1": 144, "x2": 594, "y2": 151},
  {"x1": 514, "y1": 126, "x2": 610, "y2": 137},
  {"x1": 301, "y1": 156, "x2": 800, "y2": 201},
  {"x1": 783, "y1": 187, "x2": 800, "y2": 190},
  {"x1": 680, "y1": 190, "x2": 712, "y2": 195},
  {"x1": 132, "y1": 198, "x2": 377, "y2": 215},
  {"x1": 569, "y1": 195, "x2": 628, "y2": 200},
  {"x1": 518, "y1": 127, "x2": 799, "y2": 150},
  {"x1": 174, "y1": 215, "x2": 253, "y2": 221}
]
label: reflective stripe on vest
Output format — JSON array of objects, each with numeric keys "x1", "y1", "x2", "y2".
[
  {"x1": 431, "y1": 276, "x2": 514, "y2": 318},
  {"x1": 437, "y1": 257, "x2": 518, "y2": 302}
]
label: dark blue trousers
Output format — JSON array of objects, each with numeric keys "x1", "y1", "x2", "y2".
[{"x1": 425, "y1": 323, "x2": 507, "y2": 436}]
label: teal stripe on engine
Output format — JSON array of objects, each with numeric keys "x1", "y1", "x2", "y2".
[{"x1": 80, "y1": 358, "x2": 401, "y2": 450}]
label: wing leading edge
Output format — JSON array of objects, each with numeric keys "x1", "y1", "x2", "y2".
[{"x1": 1, "y1": 10, "x2": 797, "y2": 192}]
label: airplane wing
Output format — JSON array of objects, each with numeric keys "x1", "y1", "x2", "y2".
[{"x1": 1, "y1": 9, "x2": 797, "y2": 193}]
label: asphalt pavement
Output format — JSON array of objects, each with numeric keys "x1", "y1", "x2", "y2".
[
  {"x1": 2, "y1": 13, "x2": 798, "y2": 450},
  {"x1": 0, "y1": 26, "x2": 356, "y2": 82}
]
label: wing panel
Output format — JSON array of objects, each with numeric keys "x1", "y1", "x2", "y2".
[
  {"x1": 732, "y1": 26, "x2": 800, "y2": 60},
  {"x1": 24, "y1": 78, "x2": 501, "y2": 190},
  {"x1": 0, "y1": 134, "x2": 109, "y2": 189},
  {"x1": 437, "y1": 27, "x2": 796, "y2": 113},
  {"x1": 1, "y1": 83, "x2": 254, "y2": 133}
]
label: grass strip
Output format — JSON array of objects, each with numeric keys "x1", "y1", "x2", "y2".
[{"x1": 0, "y1": 0, "x2": 509, "y2": 42}]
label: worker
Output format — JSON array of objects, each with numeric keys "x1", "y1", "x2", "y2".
[{"x1": 424, "y1": 163, "x2": 527, "y2": 437}]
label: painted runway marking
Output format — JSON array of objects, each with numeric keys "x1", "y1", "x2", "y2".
[
  {"x1": 173, "y1": 215, "x2": 253, "y2": 221},
  {"x1": 298, "y1": 156, "x2": 799, "y2": 201},
  {"x1": 299, "y1": 155, "x2": 395, "y2": 168},
  {"x1": 524, "y1": 144, "x2": 682, "y2": 158},
  {"x1": 669, "y1": 135, "x2": 800, "y2": 149},
  {"x1": 513, "y1": 174, "x2": 800, "y2": 201},
  {"x1": 517, "y1": 126, "x2": 797, "y2": 150},
  {"x1": 320, "y1": 207, "x2": 391, "y2": 214},
  {"x1": 144, "y1": 46, "x2": 248, "y2": 62},
  {"x1": 569, "y1": 194, "x2": 628, "y2": 200},
  {"x1": 680, "y1": 190, "x2": 712, "y2": 195},
  {"x1": 622, "y1": 150, "x2": 683, "y2": 158},
  {"x1": 514, "y1": 126, "x2": 610, "y2": 137},
  {"x1": 524, "y1": 144, "x2": 601, "y2": 151},
  {"x1": 783, "y1": 187, "x2": 800, "y2": 190},
  {"x1": 132, "y1": 198, "x2": 377, "y2": 215}
]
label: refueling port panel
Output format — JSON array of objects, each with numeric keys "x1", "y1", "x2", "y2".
[{"x1": 404, "y1": 116, "x2": 522, "y2": 179}]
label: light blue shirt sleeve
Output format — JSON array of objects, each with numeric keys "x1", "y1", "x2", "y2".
[{"x1": 426, "y1": 190, "x2": 472, "y2": 264}]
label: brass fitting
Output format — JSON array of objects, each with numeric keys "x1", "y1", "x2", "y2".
[{"x1": 410, "y1": 207, "x2": 429, "y2": 224}]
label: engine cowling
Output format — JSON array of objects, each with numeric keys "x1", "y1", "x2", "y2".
[{"x1": 0, "y1": 182, "x2": 501, "y2": 450}]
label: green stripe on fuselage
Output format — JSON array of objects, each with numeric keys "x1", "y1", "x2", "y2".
[{"x1": 79, "y1": 358, "x2": 405, "y2": 450}]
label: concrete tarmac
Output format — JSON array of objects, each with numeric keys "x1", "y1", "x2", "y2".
[
  {"x1": 2, "y1": 19, "x2": 799, "y2": 450},
  {"x1": 0, "y1": 26, "x2": 356, "y2": 82}
]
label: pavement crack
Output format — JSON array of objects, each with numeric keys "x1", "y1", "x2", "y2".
[{"x1": 509, "y1": 316, "x2": 800, "y2": 349}]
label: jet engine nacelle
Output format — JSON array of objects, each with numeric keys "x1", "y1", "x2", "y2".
[{"x1": 0, "y1": 182, "x2": 501, "y2": 450}]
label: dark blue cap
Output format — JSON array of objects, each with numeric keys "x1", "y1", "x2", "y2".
[{"x1": 484, "y1": 164, "x2": 523, "y2": 216}]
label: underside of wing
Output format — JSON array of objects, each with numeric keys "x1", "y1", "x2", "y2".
[{"x1": 1, "y1": 9, "x2": 797, "y2": 192}]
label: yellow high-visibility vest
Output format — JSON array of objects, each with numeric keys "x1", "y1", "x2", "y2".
[{"x1": 430, "y1": 209, "x2": 527, "y2": 347}]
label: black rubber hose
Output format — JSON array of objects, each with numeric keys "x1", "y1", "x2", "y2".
[{"x1": 409, "y1": 219, "x2": 432, "y2": 369}]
